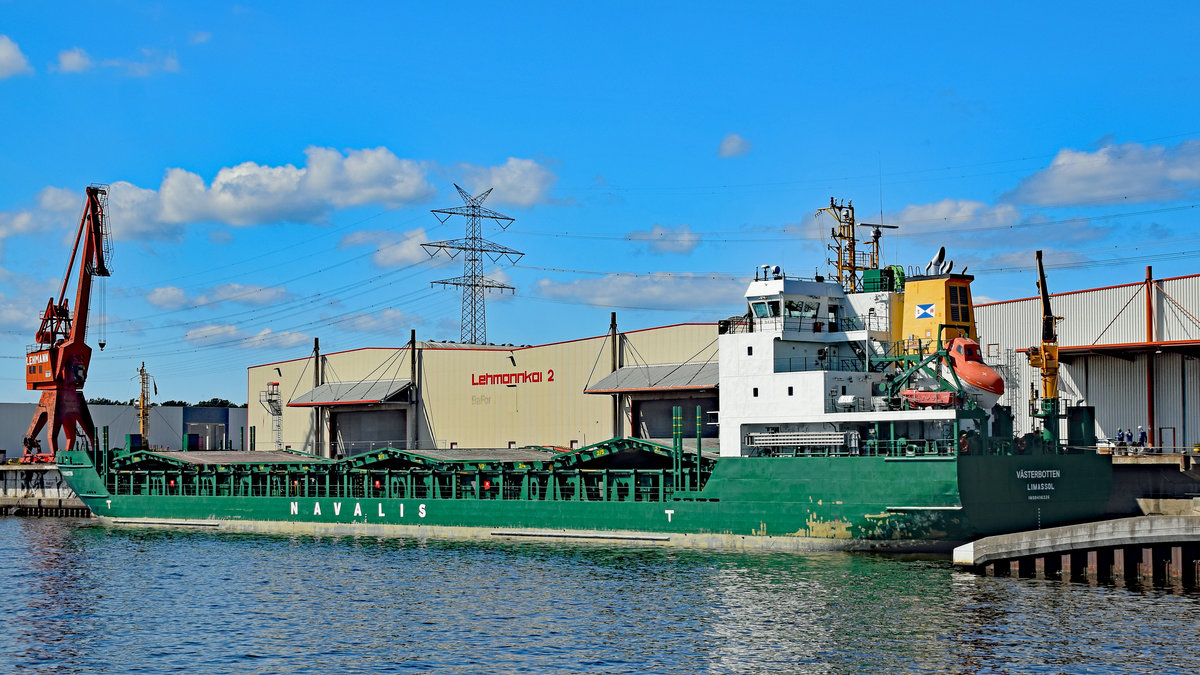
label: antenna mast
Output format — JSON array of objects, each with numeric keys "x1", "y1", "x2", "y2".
[
  {"x1": 137, "y1": 362, "x2": 152, "y2": 441},
  {"x1": 818, "y1": 197, "x2": 897, "y2": 291},
  {"x1": 423, "y1": 185, "x2": 524, "y2": 344}
]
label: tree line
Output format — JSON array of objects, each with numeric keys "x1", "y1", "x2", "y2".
[{"x1": 86, "y1": 397, "x2": 248, "y2": 408}]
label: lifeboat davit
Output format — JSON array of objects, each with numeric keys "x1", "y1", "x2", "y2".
[{"x1": 945, "y1": 337, "x2": 1004, "y2": 409}]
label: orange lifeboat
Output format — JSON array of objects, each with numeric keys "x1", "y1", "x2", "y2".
[{"x1": 945, "y1": 337, "x2": 1004, "y2": 409}]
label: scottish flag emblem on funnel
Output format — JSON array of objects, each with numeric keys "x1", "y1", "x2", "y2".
[{"x1": 915, "y1": 303, "x2": 935, "y2": 319}]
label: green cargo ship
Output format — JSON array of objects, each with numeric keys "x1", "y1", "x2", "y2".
[
  {"x1": 56, "y1": 427, "x2": 1110, "y2": 552},
  {"x1": 51, "y1": 203, "x2": 1112, "y2": 552}
]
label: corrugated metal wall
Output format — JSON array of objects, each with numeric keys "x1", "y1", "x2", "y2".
[
  {"x1": 977, "y1": 274, "x2": 1200, "y2": 448},
  {"x1": 1159, "y1": 276, "x2": 1200, "y2": 342}
]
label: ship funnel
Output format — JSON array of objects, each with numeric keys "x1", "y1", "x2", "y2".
[{"x1": 925, "y1": 246, "x2": 946, "y2": 275}]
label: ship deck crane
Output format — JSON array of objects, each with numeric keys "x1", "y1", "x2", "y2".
[
  {"x1": 21, "y1": 185, "x2": 112, "y2": 463},
  {"x1": 1025, "y1": 249, "x2": 1061, "y2": 444}
]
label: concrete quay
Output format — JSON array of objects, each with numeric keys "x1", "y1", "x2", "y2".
[
  {"x1": 0, "y1": 464, "x2": 89, "y2": 517},
  {"x1": 954, "y1": 511, "x2": 1200, "y2": 587}
]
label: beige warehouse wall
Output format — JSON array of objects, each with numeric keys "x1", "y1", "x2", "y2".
[
  {"x1": 247, "y1": 347, "x2": 411, "y2": 452},
  {"x1": 245, "y1": 323, "x2": 717, "y2": 452},
  {"x1": 419, "y1": 323, "x2": 715, "y2": 448}
]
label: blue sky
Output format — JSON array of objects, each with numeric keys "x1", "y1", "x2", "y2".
[{"x1": 2, "y1": 2, "x2": 1199, "y2": 405}]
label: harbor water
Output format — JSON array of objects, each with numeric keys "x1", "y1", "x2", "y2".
[{"x1": 1, "y1": 518, "x2": 1198, "y2": 673}]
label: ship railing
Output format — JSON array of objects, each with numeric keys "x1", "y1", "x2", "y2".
[
  {"x1": 824, "y1": 394, "x2": 875, "y2": 413},
  {"x1": 775, "y1": 357, "x2": 866, "y2": 374},
  {"x1": 755, "y1": 437, "x2": 956, "y2": 458},
  {"x1": 871, "y1": 439, "x2": 956, "y2": 457},
  {"x1": 753, "y1": 316, "x2": 879, "y2": 334},
  {"x1": 103, "y1": 465, "x2": 707, "y2": 502},
  {"x1": 338, "y1": 440, "x2": 408, "y2": 456},
  {"x1": 718, "y1": 317, "x2": 753, "y2": 334}
]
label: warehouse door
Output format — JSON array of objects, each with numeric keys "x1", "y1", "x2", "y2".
[
  {"x1": 334, "y1": 409, "x2": 407, "y2": 456},
  {"x1": 633, "y1": 397, "x2": 718, "y2": 440},
  {"x1": 185, "y1": 423, "x2": 227, "y2": 450}
]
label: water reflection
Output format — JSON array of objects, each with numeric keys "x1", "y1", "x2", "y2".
[{"x1": 1, "y1": 520, "x2": 1199, "y2": 673}]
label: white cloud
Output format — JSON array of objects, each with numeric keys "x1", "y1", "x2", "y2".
[
  {"x1": 0, "y1": 35, "x2": 32, "y2": 78},
  {"x1": 718, "y1": 133, "x2": 752, "y2": 158},
  {"x1": 340, "y1": 227, "x2": 430, "y2": 267},
  {"x1": 307, "y1": 147, "x2": 432, "y2": 209},
  {"x1": 0, "y1": 271, "x2": 60, "y2": 332},
  {"x1": 0, "y1": 293, "x2": 38, "y2": 332},
  {"x1": 51, "y1": 45, "x2": 179, "y2": 77},
  {"x1": 184, "y1": 324, "x2": 241, "y2": 344},
  {"x1": 189, "y1": 31, "x2": 212, "y2": 45},
  {"x1": 100, "y1": 48, "x2": 179, "y2": 77},
  {"x1": 628, "y1": 224, "x2": 701, "y2": 254},
  {"x1": 1006, "y1": 140, "x2": 1200, "y2": 206},
  {"x1": 146, "y1": 282, "x2": 288, "y2": 309},
  {"x1": 146, "y1": 286, "x2": 189, "y2": 309},
  {"x1": 0, "y1": 186, "x2": 86, "y2": 259},
  {"x1": 109, "y1": 180, "x2": 183, "y2": 241},
  {"x1": 106, "y1": 147, "x2": 435, "y2": 234},
  {"x1": 57, "y1": 47, "x2": 92, "y2": 73},
  {"x1": 536, "y1": 273, "x2": 744, "y2": 310},
  {"x1": 460, "y1": 158, "x2": 557, "y2": 207},
  {"x1": 36, "y1": 186, "x2": 80, "y2": 213},
  {"x1": 209, "y1": 283, "x2": 290, "y2": 305},
  {"x1": 338, "y1": 308, "x2": 416, "y2": 333},
  {"x1": 3, "y1": 150, "x2": 555, "y2": 250},
  {"x1": 184, "y1": 324, "x2": 309, "y2": 349},
  {"x1": 893, "y1": 199, "x2": 1021, "y2": 233},
  {"x1": 242, "y1": 327, "x2": 310, "y2": 349}
]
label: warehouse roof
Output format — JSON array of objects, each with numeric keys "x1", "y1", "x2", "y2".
[
  {"x1": 585, "y1": 362, "x2": 718, "y2": 394},
  {"x1": 288, "y1": 380, "x2": 411, "y2": 407}
]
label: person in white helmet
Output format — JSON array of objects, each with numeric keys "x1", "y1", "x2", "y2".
[{"x1": 1137, "y1": 425, "x2": 1149, "y2": 451}]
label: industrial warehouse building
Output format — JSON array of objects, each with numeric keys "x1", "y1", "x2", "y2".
[
  {"x1": 247, "y1": 322, "x2": 718, "y2": 457},
  {"x1": 975, "y1": 269, "x2": 1200, "y2": 451},
  {"x1": 0, "y1": 403, "x2": 248, "y2": 460},
  {"x1": 246, "y1": 269, "x2": 1200, "y2": 457}
]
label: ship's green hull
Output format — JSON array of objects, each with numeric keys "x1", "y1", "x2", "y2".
[{"x1": 57, "y1": 445, "x2": 1113, "y2": 553}]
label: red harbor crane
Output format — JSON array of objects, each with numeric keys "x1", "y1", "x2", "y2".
[{"x1": 21, "y1": 185, "x2": 112, "y2": 463}]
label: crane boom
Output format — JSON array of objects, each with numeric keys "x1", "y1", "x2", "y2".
[
  {"x1": 21, "y1": 185, "x2": 112, "y2": 463},
  {"x1": 1037, "y1": 250, "x2": 1056, "y2": 344},
  {"x1": 1026, "y1": 249, "x2": 1061, "y2": 445}
]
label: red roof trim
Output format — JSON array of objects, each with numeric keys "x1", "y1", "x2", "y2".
[
  {"x1": 251, "y1": 323, "x2": 717, "y2": 367},
  {"x1": 974, "y1": 272, "x2": 1200, "y2": 308},
  {"x1": 585, "y1": 385, "x2": 716, "y2": 394},
  {"x1": 1015, "y1": 338, "x2": 1200, "y2": 353},
  {"x1": 286, "y1": 398, "x2": 385, "y2": 407}
]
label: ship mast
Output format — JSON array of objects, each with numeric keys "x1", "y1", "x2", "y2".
[
  {"x1": 137, "y1": 362, "x2": 151, "y2": 441},
  {"x1": 819, "y1": 198, "x2": 897, "y2": 292}
]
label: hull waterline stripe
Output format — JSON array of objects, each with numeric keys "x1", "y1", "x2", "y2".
[
  {"x1": 491, "y1": 530, "x2": 672, "y2": 542},
  {"x1": 112, "y1": 518, "x2": 221, "y2": 527},
  {"x1": 886, "y1": 506, "x2": 964, "y2": 511}
]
